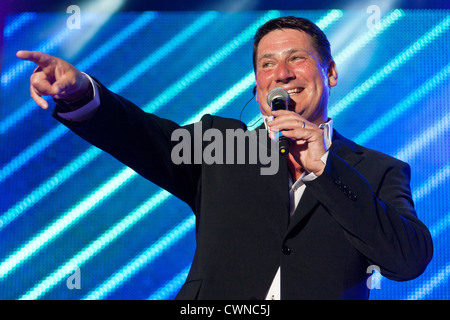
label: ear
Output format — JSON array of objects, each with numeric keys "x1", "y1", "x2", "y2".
[{"x1": 326, "y1": 60, "x2": 338, "y2": 88}]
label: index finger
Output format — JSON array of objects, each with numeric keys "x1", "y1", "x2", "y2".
[
  {"x1": 16, "y1": 50, "x2": 53, "y2": 67},
  {"x1": 269, "y1": 110, "x2": 302, "y2": 122},
  {"x1": 270, "y1": 110, "x2": 296, "y2": 116}
]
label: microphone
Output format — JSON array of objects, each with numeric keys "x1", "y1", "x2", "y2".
[{"x1": 266, "y1": 88, "x2": 291, "y2": 155}]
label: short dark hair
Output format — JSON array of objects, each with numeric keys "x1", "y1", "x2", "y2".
[{"x1": 253, "y1": 16, "x2": 332, "y2": 72}]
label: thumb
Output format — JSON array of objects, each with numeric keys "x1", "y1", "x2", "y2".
[
  {"x1": 50, "y1": 81, "x2": 63, "y2": 98},
  {"x1": 50, "y1": 74, "x2": 86, "y2": 101}
]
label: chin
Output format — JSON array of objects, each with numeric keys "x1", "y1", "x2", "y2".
[{"x1": 290, "y1": 103, "x2": 306, "y2": 115}]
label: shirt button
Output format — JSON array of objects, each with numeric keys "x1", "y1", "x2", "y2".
[{"x1": 282, "y1": 245, "x2": 291, "y2": 255}]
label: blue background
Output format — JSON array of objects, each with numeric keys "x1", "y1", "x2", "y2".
[{"x1": 0, "y1": 8, "x2": 449, "y2": 300}]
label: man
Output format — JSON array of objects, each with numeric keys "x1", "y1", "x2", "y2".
[{"x1": 17, "y1": 16, "x2": 433, "y2": 300}]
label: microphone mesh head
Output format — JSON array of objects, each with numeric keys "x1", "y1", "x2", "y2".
[{"x1": 266, "y1": 88, "x2": 290, "y2": 105}]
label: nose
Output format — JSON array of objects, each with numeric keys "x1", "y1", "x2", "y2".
[{"x1": 275, "y1": 61, "x2": 295, "y2": 83}]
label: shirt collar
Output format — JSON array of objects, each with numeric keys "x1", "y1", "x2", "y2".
[
  {"x1": 319, "y1": 119, "x2": 333, "y2": 150},
  {"x1": 262, "y1": 115, "x2": 333, "y2": 149}
]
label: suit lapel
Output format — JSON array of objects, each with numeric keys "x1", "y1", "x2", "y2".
[
  {"x1": 286, "y1": 130, "x2": 365, "y2": 234},
  {"x1": 287, "y1": 187, "x2": 319, "y2": 234},
  {"x1": 254, "y1": 122, "x2": 291, "y2": 230},
  {"x1": 330, "y1": 130, "x2": 365, "y2": 168}
]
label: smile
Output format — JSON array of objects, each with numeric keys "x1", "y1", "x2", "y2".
[{"x1": 286, "y1": 88, "x2": 304, "y2": 95}]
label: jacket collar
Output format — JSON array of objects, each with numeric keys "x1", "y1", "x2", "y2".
[
  {"x1": 286, "y1": 129, "x2": 365, "y2": 235},
  {"x1": 330, "y1": 129, "x2": 364, "y2": 167}
]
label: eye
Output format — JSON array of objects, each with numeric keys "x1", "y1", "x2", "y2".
[
  {"x1": 261, "y1": 61, "x2": 273, "y2": 69},
  {"x1": 290, "y1": 55, "x2": 305, "y2": 62}
]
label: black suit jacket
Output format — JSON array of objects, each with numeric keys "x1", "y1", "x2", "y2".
[{"x1": 54, "y1": 80, "x2": 433, "y2": 300}]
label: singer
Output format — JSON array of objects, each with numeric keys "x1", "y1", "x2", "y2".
[{"x1": 17, "y1": 16, "x2": 432, "y2": 300}]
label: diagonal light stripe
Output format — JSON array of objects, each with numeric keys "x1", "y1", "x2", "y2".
[
  {"x1": 0, "y1": 12, "x2": 274, "y2": 227},
  {"x1": 2, "y1": 8, "x2": 446, "y2": 302},
  {"x1": 253, "y1": 71, "x2": 450, "y2": 301},
  {"x1": 405, "y1": 262, "x2": 450, "y2": 300},
  {"x1": 0, "y1": 148, "x2": 101, "y2": 230},
  {"x1": 355, "y1": 164, "x2": 450, "y2": 296},
  {"x1": 355, "y1": 127, "x2": 450, "y2": 296},
  {"x1": 70, "y1": 10, "x2": 343, "y2": 300},
  {"x1": 21, "y1": 8, "x2": 436, "y2": 302},
  {"x1": 334, "y1": 16, "x2": 450, "y2": 298},
  {"x1": 246, "y1": 9, "x2": 400, "y2": 128},
  {"x1": 1, "y1": 13, "x2": 101, "y2": 87},
  {"x1": 76, "y1": 12, "x2": 158, "y2": 71},
  {"x1": 140, "y1": 10, "x2": 281, "y2": 114},
  {"x1": 429, "y1": 211, "x2": 450, "y2": 241},
  {"x1": 0, "y1": 72, "x2": 252, "y2": 232},
  {"x1": 354, "y1": 62, "x2": 450, "y2": 145},
  {"x1": 0, "y1": 12, "x2": 158, "y2": 135},
  {"x1": 147, "y1": 265, "x2": 191, "y2": 300},
  {"x1": 333, "y1": 9, "x2": 404, "y2": 66},
  {"x1": 0, "y1": 99, "x2": 48, "y2": 136},
  {"x1": 314, "y1": 8, "x2": 344, "y2": 30},
  {"x1": 13, "y1": 70, "x2": 258, "y2": 299},
  {"x1": 394, "y1": 111, "x2": 450, "y2": 163},
  {"x1": 82, "y1": 215, "x2": 195, "y2": 300},
  {"x1": 329, "y1": 14, "x2": 450, "y2": 118},
  {"x1": 0, "y1": 12, "x2": 217, "y2": 185},
  {"x1": 2, "y1": 1, "x2": 126, "y2": 87},
  {"x1": 186, "y1": 72, "x2": 255, "y2": 124},
  {"x1": 106, "y1": 11, "x2": 219, "y2": 93},
  {"x1": 0, "y1": 125, "x2": 69, "y2": 185},
  {"x1": 412, "y1": 164, "x2": 450, "y2": 202},
  {"x1": 377, "y1": 210, "x2": 450, "y2": 300},
  {"x1": 0, "y1": 166, "x2": 135, "y2": 282},
  {"x1": 1, "y1": 29, "x2": 71, "y2": 87},
  {"x1": 18, "y1": 188, "x2": 170, "y2": 300},
  {"x1": 85, "y1": 10, "x2": 450, "y2": 300},
  {"x1": 356, "y1": 104, "x2": 450, "y2": 295},
  {"x1": 3, "y1": 12, "x2": 37, "y2": 38}
]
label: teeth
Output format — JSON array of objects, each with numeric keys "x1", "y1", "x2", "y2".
[{"x1": 287, "y1": 88, "x2": 303, "y2": 94}]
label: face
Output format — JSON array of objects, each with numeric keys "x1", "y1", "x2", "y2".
[{"x1": 255, "y1": 29, "x2": 338, "y2": 125}]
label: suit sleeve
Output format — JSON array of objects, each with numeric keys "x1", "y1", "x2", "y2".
[
  {"x1": 53, "y1": 78, "x2": 201, "y2": 210},
  {"x1": 305, "y1": 149, "x2": 433, "y2": 281}
]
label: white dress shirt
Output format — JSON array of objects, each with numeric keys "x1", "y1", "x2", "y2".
[{"x1": 58, "y1": 77, "x2": 333, "y2": 300}]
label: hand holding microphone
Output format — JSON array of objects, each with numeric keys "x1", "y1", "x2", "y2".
[{"x1": 266, "y1": 88, "x2": 327, "y2": 176}]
